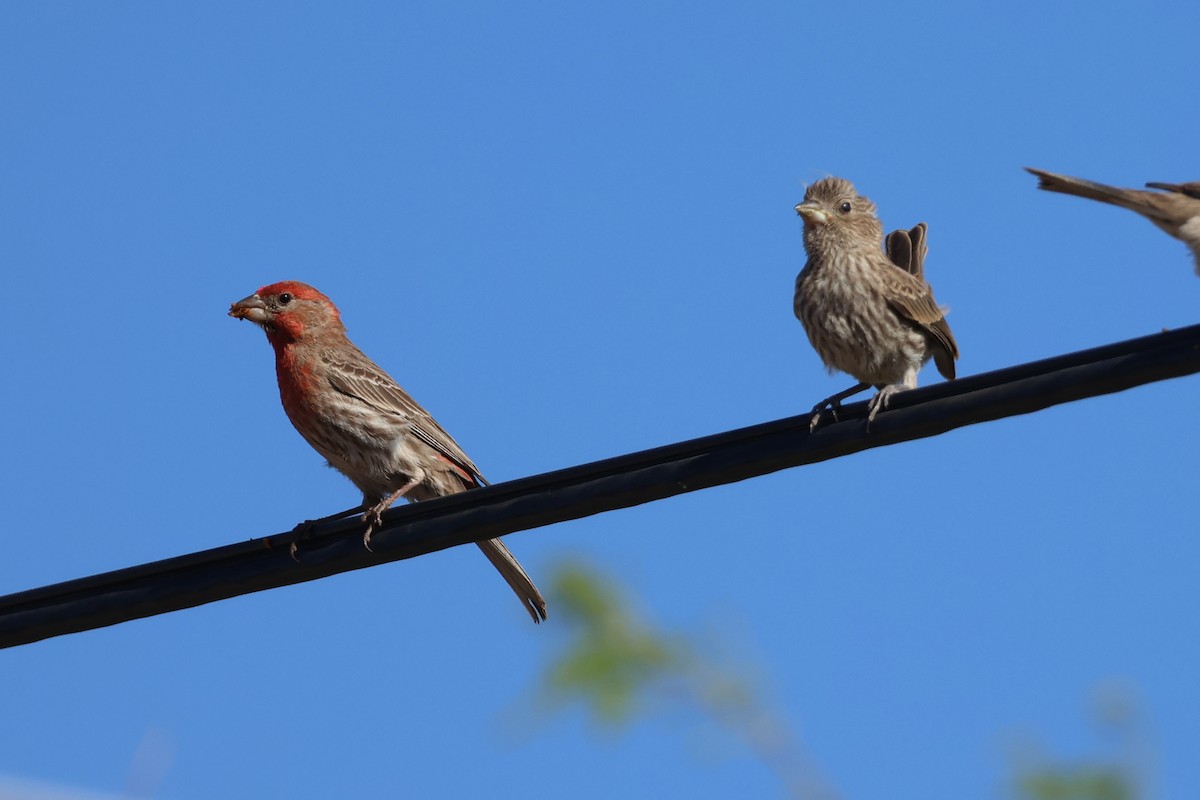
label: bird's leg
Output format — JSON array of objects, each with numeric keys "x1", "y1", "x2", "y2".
[
  {"x1": 304, "y1": 503, "x2": 369, "y2": 526},
  {"x1": 362, "y1": 478, "x2": 422, "y2": 552},
  {"x1": 865, "y1": 385, "x2": 901, "y2": 429},
  {"x1": 289, "y1": 503, "x2": 367, "y2": 561},
  {"x1": 865, "y1": 369, "x2": 919, "y2": 431},
  {"x1": 809, "y1": 382, "x2": 870, "y2": 432}
]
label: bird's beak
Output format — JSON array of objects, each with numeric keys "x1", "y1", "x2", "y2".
[
  {"x1": 795, "y1": 201, "x2": 828, "y2": 225},
  {"x1": 229, "y1": 294, "x2": 269, "y2": 324}
]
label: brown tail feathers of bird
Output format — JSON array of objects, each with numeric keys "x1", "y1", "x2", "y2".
[{"x1": 476, "y1": 538, "x2": 548, "y2": 623}]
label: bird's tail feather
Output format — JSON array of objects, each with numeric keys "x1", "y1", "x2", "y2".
[
  {"x1": 476, "y1": 538, "x2": 547, "y2": 623},
  {"x1": 1027, "y1": 168, "x2": 1144, "y2": 210}
]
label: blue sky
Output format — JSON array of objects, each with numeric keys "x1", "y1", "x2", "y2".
[{"x1": 1, "y1": 2, "x2": 1197, "y2": 797}]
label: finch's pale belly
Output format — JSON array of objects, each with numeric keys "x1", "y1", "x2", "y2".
[
  {"x1": 795, "y1": 271, "x2": 929, "y2": 386},
  {"x1": 291, "y1": 398, "x2": 468, "y2": 503}
]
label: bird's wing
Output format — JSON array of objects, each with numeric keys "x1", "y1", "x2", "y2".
[
  {"x1": 882, "y1": 267, "x2": 960, "y2": 378},
  {"x1": 1147, "y1": 181, "x2": 1200, "y2": 201},
  {"x1": 1026, "y1": 167, "x2": 1138, "y2": 206},
  {"x1": 1026, "y1": 168, "x2": 1186, "y2": 221},
  {"x1": 323, "y1": 348, "x2": 487, "y2": 485},
  {"x1": 908, "y1": 223, "x2": 928, "y2": 279},
  {"x1": 884, "y1": 228, "x2": 914, "y2": 274},
  {"x1": 885, "y1": 222, "x2": 928, "y2": 280},
  {"x1": 1028, "y1": 167, "x2": 1200, "y2": 246},
  {"x1": 882, "y1": 268, "x2": 945, "y2": 326}
]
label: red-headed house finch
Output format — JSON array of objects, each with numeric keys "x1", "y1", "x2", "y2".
[
  {"x1": 1026, "y1": 168, "x2": 1200, "y2": 276},
  {"x1": 229, "y1": 281, "x2": 547, "y2": 623},
  {"x1": 794, "y1": 177, "x2": 959, "y2": 430}
]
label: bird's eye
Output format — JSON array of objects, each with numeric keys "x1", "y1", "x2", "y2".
[
  {"x1": 279, "y1": 293, "x2": 292, "y2": 305},
  {"x1": 839, "y1": 201, "x2": 852, "y2": 213}
]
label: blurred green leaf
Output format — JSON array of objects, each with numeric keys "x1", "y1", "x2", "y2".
[
  {"x1": 1017, "y1": 767, "x2": 1132, "y2": 800},
  {"x1": 1010, "y1": 682, "x2": 1144, "y2": 800},
  {"x1": 529, "y1": 560, "x2": 1150, "y2": 800},
  {"x1": 540, "y1": 562, "x2": 686, "y2": 725},
  {"x1": 530, "y1": 560, "x2": 835, "y2": 799}
]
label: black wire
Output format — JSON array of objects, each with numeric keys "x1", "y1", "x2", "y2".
[{"x1": 2, "y1": 323, "x2": 1198, "y2": 649}]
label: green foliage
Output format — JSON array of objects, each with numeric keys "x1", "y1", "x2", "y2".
[
  {"x1": 532, "y1": 560, "x2": 832, "y2": 798},
  {"x1": 529, "y1": 560, "x2": 1149, "y2": 800},
  {"x1": 1016, "y1": 768, "x2": 1132, "y2": 800},
  {"x1": 1010, "y1": 683, "x2": 1145, "y2": 800},
  {"x1": 541, "y1": 562, "x2": 685, "y2": 725}
]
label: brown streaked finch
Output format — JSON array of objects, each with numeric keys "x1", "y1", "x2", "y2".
[
  {"x1": 229, "y1": 281, "x2": 547, "y2": 623},
  {"x1": 1026, "y1": 167, "x2": 1200, "y2": 275},
  {"x1": 792, "y1": 221, "x2": 931, "y2": 423},
  {"x1": 793, "y1": 177, "x2": 959, "y2": 431}
]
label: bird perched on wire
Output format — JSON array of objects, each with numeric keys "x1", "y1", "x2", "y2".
[
  {"x1": 793, "y1": 177, "x2": 959, "y2": 431},
  {"x1": 1026, "y1": 168, "x2": 1200, "y2": 276},
  {"x1": 229, "y1": 281, "x2": 547, "y2": 623}
]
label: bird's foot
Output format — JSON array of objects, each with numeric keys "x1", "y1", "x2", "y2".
[
  {"x1": 866, "y1": 384, "x2": 904, "y2": 430},
  {"x1": 288, "y1": 518, "x2": 320, "y2": 563},
  {"x1": 288, "y1": 503, "x2": 369, "y2": 561},
  {"x1": 808, "y1": 382, "x2": 871, "y2": 432},
  {"x1": 361, "y1": 508, "x2": 385, "y2": 552},
  {"x1": 808, "y1": 399, "x2": 843, "y2": 432}
]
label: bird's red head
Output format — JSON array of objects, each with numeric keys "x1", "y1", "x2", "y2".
[{"x1": 228, "y1": 280, "x2": 343, "y2": 347}]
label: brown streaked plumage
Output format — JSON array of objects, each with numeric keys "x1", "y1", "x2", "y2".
[
  {"x1": 229, "y1": 281, "x2": 546, "y2": 623},
  {"x1": 1026, "y1": 167, "x2": 1200, "y2": 275},
  {"x1": 793, "y1": 177, "x2": 958, "y2": 430}
]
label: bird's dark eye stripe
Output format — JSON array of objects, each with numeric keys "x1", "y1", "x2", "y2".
[{"x1": 279, "y1": 293, "x2": 292, "y2": 305}]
